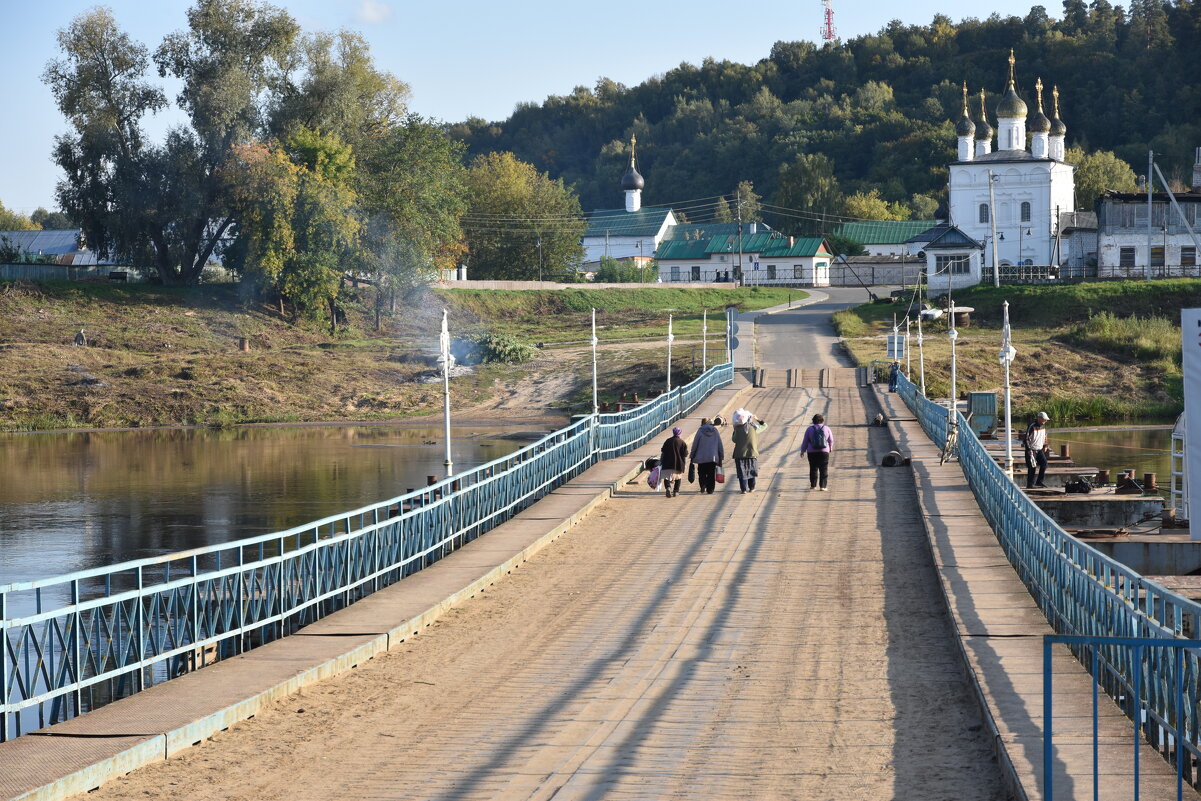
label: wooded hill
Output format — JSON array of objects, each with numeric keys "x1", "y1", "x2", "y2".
[{"x1": 451, "y1": 1, "x2": 1201, "y2": 228}]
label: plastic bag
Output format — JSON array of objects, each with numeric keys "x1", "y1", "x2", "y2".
[
  {"x1": 715, "y1": 465, "x2": 725, "y2": 484},
  {"x1": 732, "y1": 408, "x2": 752, "y2": 426},
  {"x1": 646, "y1": 465, "x2": 661, "y2": 490}
]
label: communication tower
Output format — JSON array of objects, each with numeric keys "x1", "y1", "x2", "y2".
[{"x1": 820, "y1": 0, "x2": 837, "y2": 41}]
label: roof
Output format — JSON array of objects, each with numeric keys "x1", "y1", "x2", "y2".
[
  {"x1": 583, "y1": 207, "x2": 673, "y2": 238},
  {"x1": 1100, "y1": 190, "x2": 1201, "y2": 203},
  {"x1": 703, "y1": 232, "x2": 777, "y2": 254},
  {"x1": 0, "y1": 229, "x2": 99, "y2": 265},
  {"x1": 1058, "y1": 211, "x2": 1097, "y2": 231},
  {"x1": 953, "y1": 149, "x2": 1054, "y2": 165},
  {"x1": 759, "y1": 236, "x2": 830, "y2": 258},
  {"x1": 906, "y1": 223, "x2": 984, "y2": 250},
  {"x1": 834, "y1": 220, "x2": 938, "y2": 246},
  {"x1": 654, "y1": 239, "x2": 712, "y2": 261},
  {"x1": 661, "y1": 222, "x2": 745, "y2": 241}
]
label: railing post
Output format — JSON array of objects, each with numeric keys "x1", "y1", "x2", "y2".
[
  {"x1": 71, "y1": 579, "x2": 81, "y2": 718},
  {"x1": 1, "y1": 589, "x2": 7, "y2": 742},
  {"x1": 135, "y1": 566, "x2": 145, "y2": 692},
  {"x1": 1044, "y1": 637, "x2": 1054, "y2": 801}
]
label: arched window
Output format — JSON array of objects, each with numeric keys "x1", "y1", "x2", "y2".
[
  {"x1": 979, "y1": 203, "x2": 990, "y2": 224},
  {"x1": 1020, "y1": 201, "x2": 1031, "y2": 222}
]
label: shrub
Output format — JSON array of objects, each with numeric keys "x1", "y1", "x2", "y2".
[{"x1": 453, "y1": 333, "x2": 537, "y2": 365}]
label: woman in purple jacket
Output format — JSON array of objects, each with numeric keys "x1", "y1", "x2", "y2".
[{"x1": 800, "y1": 413, "x2": 834, "y2": 492}]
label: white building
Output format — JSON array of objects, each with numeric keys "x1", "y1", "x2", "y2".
[
  {"x1": 906, "y1": 223, "x2": 985, "y2": 294},
  {"x1": 948, "y1": 53, "x2": 1075, "y2": 273},
  {"x1": 1094, "y1": 151, "x2": 1201, "y2": 277},
  {"x1": 581, "y1": 135, "x2": 678, "y2": 269},
  {"x1": 655, "y1": 228, "x2": 832, "y2": 286}
]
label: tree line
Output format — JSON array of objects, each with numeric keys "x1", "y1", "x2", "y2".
[
  {"x1": 35, "y1": 0, "x2": 583, "y2": 322},
  {"x1": 452, "y1": 1, "x2": 1198, "y2": 236}
]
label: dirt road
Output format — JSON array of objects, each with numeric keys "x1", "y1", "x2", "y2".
[{"x1": 87, "y1": 380, "x2": 1007, "y2": 800}]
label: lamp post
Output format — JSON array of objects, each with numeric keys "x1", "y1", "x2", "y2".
[
  {"x1": 439, "y1": 309, "x2": 454, "y2": 475},
  {"x1": 905, "y1": 318, "x2": 912, "y2": 377},
  {"x1": 999, "y1": 301, "x2": 1018, "y2": 480},
  {"x1": 916, "y1": 314, "x2": 926, "y2": 395},
  {"x1": 948, "y1": 299, "x2": 959, "y2": 438},
  {"x1": 666, "y1": 315, "x2": 675, "y2": 393},
  {"x1": 701, "y1": 308, "x2": 708, "y2": 372},
  {"x1": 988, "y1": 170, "x2": 1001, "y2": 287},
  {"x1": 537, "y1": 236, "x2": 543, "y2": 282},
  {"x1": 591, "y1": 308, "x2": 599, "y2": 416}
]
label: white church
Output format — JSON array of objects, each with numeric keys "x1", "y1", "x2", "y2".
[{"x1": 937, "y1": 51, "x2": 1075, "y2": 285}]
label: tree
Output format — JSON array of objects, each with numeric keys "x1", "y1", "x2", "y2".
[
  {"x1": 771, "y1": 154, "x2": 843, "y2": 236},
  {"x1": 463, "y1": 152, "x2": 584, "y2": 280},
  {"x1": 30, "y1": 207, "x2": 76, "y2": 230},
  {"x1": 732, "y1": 180, "x2": 762, "y2": 222},
  {"x1": 0, "y1": 200, "x2": 37, "y2": 231},
  {"x1": 226, "y1": 128, "x2": 360, "y2": 327},
  {"x1": 45, "y1": 1, "x2": 299, "y2": 285},
  {"x1": 1065, "y1": 147, "x2": 1138, "y2": 208},
  {"x1": 844, "y1": 189, "x2": 907, "y2": 220}
]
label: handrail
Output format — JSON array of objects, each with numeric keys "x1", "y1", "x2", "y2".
[
  {"x1": 1, "y1": 362, "x2": 734, "y2": 740},
  {"x1": 897, "y1": 373, "x2": 1201, "y2": 789}
]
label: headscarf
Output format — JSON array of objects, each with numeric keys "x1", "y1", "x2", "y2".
[{"x1": 672, "y1": 426, "x2": 682, "y2": 436}]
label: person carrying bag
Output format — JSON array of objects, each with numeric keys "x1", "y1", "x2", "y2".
[{"x1": 689, "y1": 418, "x2": 725, "y2": 495}]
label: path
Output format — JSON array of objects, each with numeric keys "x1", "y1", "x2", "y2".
[{"x1": 83, "y1": 394, "x2": 1008, "y2": 797}]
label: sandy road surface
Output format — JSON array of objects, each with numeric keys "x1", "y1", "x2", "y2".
[{"x1": 88, "y1": 382, "x2": 1007, "y2": 801}]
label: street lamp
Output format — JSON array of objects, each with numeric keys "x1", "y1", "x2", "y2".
[
  {"x1": 591, "y1": 308, "x2": 599, "y2": 416},
  {"x1": 665, "y1": 315, "x2": 675, "y2": 393},
  {"x1": 438, "y1": 309, "x2": 455, "y2": 475},
  {"x1": 701, "y1": 308, "x2": 708, "y2": 372},
  {"x1": 916, "y1": 314, "x2": 926, "y2": 395},
  {"x1": 948, "y1": 299, "x2": 959, "y2": 440},
  {"x1": 998, "y1": 301, "x2": 1018, "y2": 480}
]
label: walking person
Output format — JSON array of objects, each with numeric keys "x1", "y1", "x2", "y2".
[
  {"x1": 1024, "y1": 411, "x2": 1051, "y2": 489},
  {"x1": 689, "y1": 418, "x2": 725, "y2": 495},
  {"x1": 801, "y1": 413, "x2": 834, "y2": 492},
  {"x1": 731, "y1": 408, "x2": 767, "y2": 493},
  {"x1": 659, "y1": 426, "x2": 689, "y2": 498},
  {"x1": 888, "y1": 360, "x2": 900, "y2": 392}
]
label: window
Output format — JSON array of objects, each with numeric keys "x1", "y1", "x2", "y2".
[
  {"x1": 1151, "y1": 246, "x2": 1165, "y2": 267},
  {"x1": 670, "y1": 265, "x2": 680, "y2": 282},
  {"x1": 979, "y1": 203, "x2": 990, "y2": 224},
  {"x1": 691, "y1": 265, "x2": 700, "y2": 281},
  {"x1": 1183, "y1": 247, "x2": 1197, "y2": 267},
  {"x1": 766, "y1": 264, "x2": 777, "y2": 280},
  {"x1": 936, "y1": 254, "x2": 971, "y2": 275},
  {"x1": 1020, "y1": 201, "x2": 1031, "y2": 222},
  {"x1": 793, "y1": 265, "x2": 805, "y2": 279},
  {"x1": 1119, "y1": 247, "x2": 1136, "y2": 267}
]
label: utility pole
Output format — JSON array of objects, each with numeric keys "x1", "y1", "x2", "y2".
[
  {"x1": 736, "y1": 200, "x2": 744, "y2": 285},
  {"x1": 537, "y1": 236, "x2": 543, "y2": 282},
  {"x1": 988, "y1": 169, "x2": 1001, "y2": 287}
]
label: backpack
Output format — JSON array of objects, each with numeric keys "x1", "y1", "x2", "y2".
[{"x1": 810, "y1": 425, "x2": 826, "y2": 450}]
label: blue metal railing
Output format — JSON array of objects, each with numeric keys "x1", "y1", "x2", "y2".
[
  {"x1": 896, "y1": 373, "x2": 1201, "y2": 792},
  {"x1": 1, "y1": 362, "x2": 734, "y2": 740},
  {"x1": 1044, "y1": 636, "x2": 1200, "y2": 801}
]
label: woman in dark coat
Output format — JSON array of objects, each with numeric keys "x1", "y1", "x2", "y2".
[{"x1": 659, "y1": 426, "x2": 689, "y2": 498}]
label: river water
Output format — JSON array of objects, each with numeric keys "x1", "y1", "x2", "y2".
[
  {"x1": 1049, "y1": 426, "x2": 1174, "y2": 493},
  {"x1": 0, "y1": 423, "x2": 546, "y2": 588}
]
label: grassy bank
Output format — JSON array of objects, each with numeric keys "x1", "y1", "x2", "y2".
[
  {"x1": 833, "y1": 280, "x2": 1193, "y2": 424},
  {"x1": 438, "y1": 286, "x2": 804, "y2": 343},
  {"x1": 0, "y1": 281, "x2": 793, "y2": 431}
]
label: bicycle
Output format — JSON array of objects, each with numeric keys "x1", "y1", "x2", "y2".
[{"x1": 940, "y1": 419, "x2": 960, "y2": 466}]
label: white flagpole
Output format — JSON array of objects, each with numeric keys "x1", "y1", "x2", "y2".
[
  {"x1": 591, "y1": 308, "x2": 599, "y2": 416},
  {"x1": 440, "y1": 309, "x2": 453, "y2": 475},
  {"x1": 666, "y1": 315, "x2": 674, "y2": 393},
  {"x1": 905, "y1": 318, "x2": 912, "y2": 377},
  {"x1": 702, "y1": 308, "x2": 708, "y2": 372},
  {"x1": 1000, "y1": 300, "x2": 1018, "y2": 479}
]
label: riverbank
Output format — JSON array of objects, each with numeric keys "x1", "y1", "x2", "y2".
[
  {"x1": 0, "y1": 280, "x2": 797, "y2": 431},
  {"x1": 834, "y1": 279, "x2": 1194, "y2": 424}
]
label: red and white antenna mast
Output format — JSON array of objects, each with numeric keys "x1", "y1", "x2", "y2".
[{"x1": 820, "y1": 0, "x2": 837, "y2": 41}]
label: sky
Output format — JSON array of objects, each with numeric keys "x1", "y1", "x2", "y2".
[{"x1": 1, "y1": 0, "x2": 1050, "y2": 214}]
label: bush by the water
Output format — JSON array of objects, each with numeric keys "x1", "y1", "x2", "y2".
[{"x1": 1068, "y1": 312, "x2": 1181, "y2": 372}]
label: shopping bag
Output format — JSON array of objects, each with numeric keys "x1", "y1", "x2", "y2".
[
  {"x1": 647, "y1": 465, "x2": 661, "y2": 490},
  {"x1": 715, "y1": 465, "x2": 725, "y2": 484},
  {"x1": 687, "y1": 462, "x2": 696, "y2": 484}
]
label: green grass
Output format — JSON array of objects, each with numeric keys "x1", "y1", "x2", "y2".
[
  {"x1": 949, "y1": 279, "x2": 1201, "y2": 328},
  {"x1": 1066, "y1": 312, "x2": 1181, "y2": 372}
]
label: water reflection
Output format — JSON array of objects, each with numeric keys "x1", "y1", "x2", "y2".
[
  {"x1": 0, "y1": 424, "x2": 543, "y2": 587},
  {"x1": 1050, "y1": 427, "x2": 1173, "y2": 493}
]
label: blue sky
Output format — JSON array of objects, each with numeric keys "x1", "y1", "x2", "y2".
[{"x1": 2, "y1": 0, "x2": 1049, "y2": 214}]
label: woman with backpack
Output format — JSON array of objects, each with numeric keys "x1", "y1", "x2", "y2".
[
  {"x1": 659, "y1": 426, "x2": 689, "y2": 498},
  {"x1": 800, "y1": 413, "x2": 834, "y2": 492}
]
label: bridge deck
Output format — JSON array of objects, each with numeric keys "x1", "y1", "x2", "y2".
[{"x1": 28, "y1": 384, "x2": 1011, "y2": 801}]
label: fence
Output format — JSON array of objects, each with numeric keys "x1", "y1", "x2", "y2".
[
  {"x1": 896, "y1": 372, "x2": 1201, "y2": 792},
  {"x1": 0, "y1": 362, "x2": 734, "y2": 741}
]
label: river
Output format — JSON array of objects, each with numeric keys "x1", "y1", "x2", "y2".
[{"x1": 0, "y1": 422, "x2": 547, "y2": 588}]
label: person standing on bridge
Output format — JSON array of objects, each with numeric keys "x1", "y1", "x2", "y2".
[
  {"x1": 888, "y1": 361, "x2": 900, "y2": 392},
  {"x1": 731, "y1": 409, "x2": 767, "y2": 493},
  {"x1": 659, "y1": 426, "x2": 689, "y2": 498},
  {"x1": 801, "y1": 413, "x2": 834, "y2": 492},
  {"x1": 689, "y1": 418, "x2": 725, "y2": 495}
]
